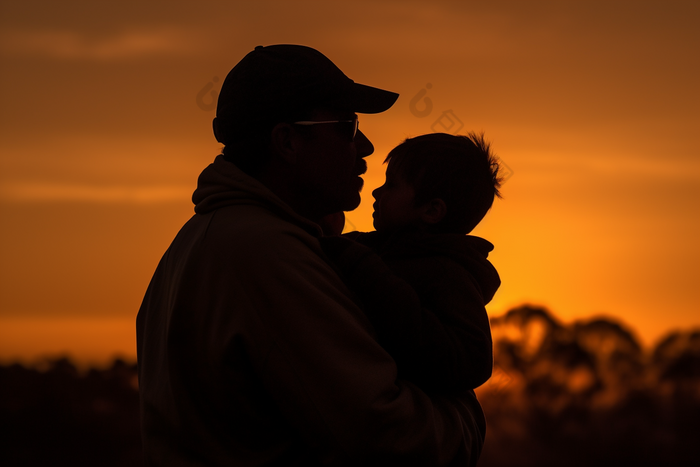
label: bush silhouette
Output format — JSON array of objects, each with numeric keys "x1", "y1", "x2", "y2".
[
  {"x1": 0, "y1": 358, "x2": 142, "y2": 467},
  {"x1": 1, "y1": 306, "x2": 698, "y2": 466},
  {"x1": 478, "y1": 305, "x2": 700, "y2": 467}
]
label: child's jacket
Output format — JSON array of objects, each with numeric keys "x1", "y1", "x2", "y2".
[{"x1": 321, "y1": 228, "x2": 500, "y2": 394}]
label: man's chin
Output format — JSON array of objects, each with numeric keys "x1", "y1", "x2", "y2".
[
  {"x1": 334, "y1": 190, "x2": 361, "y2": 213},
  {"x1": 341, "y1": 198, "x2": 361, "y2": 213}
]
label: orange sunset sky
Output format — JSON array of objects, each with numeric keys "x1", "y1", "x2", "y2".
[{"x1": 1, "y1": 0, "x2": 698, "y2": 367}]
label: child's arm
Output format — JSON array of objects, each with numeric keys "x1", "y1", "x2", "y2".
[
  {"x1": 393, "y1": 254, "x2": 493, "y2": 392},
  {"x1": 319, "y1": 235, "x2": 492, "y2": 394}
]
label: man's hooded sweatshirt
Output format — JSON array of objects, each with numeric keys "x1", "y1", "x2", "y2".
[{"x1": 136, "y1": 156, "x2": 486, "y2": 467}]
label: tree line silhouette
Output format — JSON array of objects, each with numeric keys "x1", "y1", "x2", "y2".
[
  {"x1": 477, "y1": 305, "x2": 700, "y2": 466},
  {"x1": 1, "y1": 305, "x2": 698, "y2": 466}
]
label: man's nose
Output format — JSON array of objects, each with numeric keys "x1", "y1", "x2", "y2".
[
  {"x1": 355, "y1": 129, "x2": 374, "y2": 158},
  {"x1": 372, "y1": 185, "x2": 382, "y2": 200}
]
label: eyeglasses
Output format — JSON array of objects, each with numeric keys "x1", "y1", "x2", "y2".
[{"x1": 293, "y1": 116, "x2": 359, "y2": 141}]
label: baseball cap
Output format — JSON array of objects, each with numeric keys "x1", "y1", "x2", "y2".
[{"x1": 213, "y1": 44, "x2": 399, "y2": 144}]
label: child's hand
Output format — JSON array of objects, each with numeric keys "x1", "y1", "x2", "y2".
[{"x1": 317, "y1": 211, "x2": 345, "y2": 236}]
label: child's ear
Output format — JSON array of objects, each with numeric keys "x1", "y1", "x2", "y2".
[{"x1": 421, "y1": 198, "x2": 447, "y2": 225}]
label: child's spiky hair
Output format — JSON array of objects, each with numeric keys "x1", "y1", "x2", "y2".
[{"x1": 385, "y1": 132, "x2": 503, "y2": 234}]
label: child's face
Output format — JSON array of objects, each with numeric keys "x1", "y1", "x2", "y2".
[{"x1": 372, "y1": 159, "x2": 427, "y2": 232}]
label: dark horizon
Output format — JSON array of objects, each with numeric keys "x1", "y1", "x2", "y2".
[
  {"x1": 2, "y1": 304, "x2": 699, "y2": 466},
  {"x1": 3, "y1": 303, "x2": 698, "y2": 371}
]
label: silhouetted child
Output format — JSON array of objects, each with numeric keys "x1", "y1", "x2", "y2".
[{"x1": 320, "y1": 132, "x2": 503, "y2": 395}]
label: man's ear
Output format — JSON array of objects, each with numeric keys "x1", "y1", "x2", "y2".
[
  {"x1": 421, "y1": 198, "x2": 447, "y2": 225},
  {"x1": 270, "y1": 122, "x2": 299, "y2": 164}
]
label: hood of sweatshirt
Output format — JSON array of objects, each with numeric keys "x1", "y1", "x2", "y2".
[{"x1": 191, "y1": 155, "x2": 322, "y2": 237}]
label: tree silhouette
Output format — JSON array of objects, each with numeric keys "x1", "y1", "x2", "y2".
[
  {"x1": 479, "y1": 305, "x2": 700, "y2": 467},
  {"x1": 1, "y1": 306, "x2": 698, "y2": 466},
  {"x1": 0, "y1": 357, "x2": 142, "y2": 467}
]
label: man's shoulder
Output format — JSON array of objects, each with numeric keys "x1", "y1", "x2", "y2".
[
  {"x1": 210, "y1": 202, "x2": 315, "y2": 234},
  {"x1": 193, "y1": 204, "x2": 324, "y2": 262}
]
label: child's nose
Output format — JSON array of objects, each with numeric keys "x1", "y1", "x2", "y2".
[{"x1": 372, "y1": 186, "x2": 383, "y2": 200}]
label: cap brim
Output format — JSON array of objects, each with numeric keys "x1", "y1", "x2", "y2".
[{"x1": 342, "y1": 83, "x2": 399, "y2": 114}]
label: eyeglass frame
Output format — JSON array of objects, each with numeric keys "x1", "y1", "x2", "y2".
[{"x1": 292, "y1": 116, "x2": 359, "y2": 141}]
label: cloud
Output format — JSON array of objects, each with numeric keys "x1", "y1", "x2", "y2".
[
  {"x1": 0, "y1": 182, "x2": 192, "y2": 203},
  {"x1": 0, "y1": 28, "x2": 200, "y2": 60}
]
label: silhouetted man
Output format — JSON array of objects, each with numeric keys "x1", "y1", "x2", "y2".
[{"x1": 137, "y1": 44, "x2": 485, "y2": 466}]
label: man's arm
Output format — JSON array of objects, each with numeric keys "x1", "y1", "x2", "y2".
[{"x1": 220, "y1": 224, "x2": 484, "y2": 465}]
